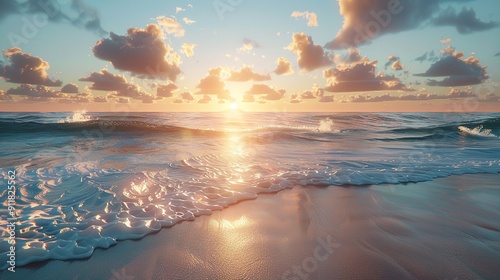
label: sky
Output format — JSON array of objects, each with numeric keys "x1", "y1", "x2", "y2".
[{"x1": 0, "y1": 0, "x2": 499, "y2": 112}]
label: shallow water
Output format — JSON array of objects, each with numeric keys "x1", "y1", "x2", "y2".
[{"x1": 1, "y1": 112, "x2": 500, "y2": 268}]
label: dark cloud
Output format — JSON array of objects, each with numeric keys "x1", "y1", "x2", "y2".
[
  {"x1": 319, "y1": 95, "x2": 335, "y2": 103},
  {"x1": 324, "y1": 58, "x2": 410, "y2": 93},
  {"x1": 334, "y1": 47, "x2": 362, "y2": 64},
  {"x1": 93, "y1": 24, "x2": 181, "y2": 81},
  {"x1": 433, "y1": 7, "x2": 499, "y2": 34},
  {"x1": 0, "y1": 48, "x2": 62, "y2": 86},
  {"x1": 245, "y1": 84, "x2": 286, "y2": 101},
  {"x1": 227, "y1": 66, "x2": 271, "y2": 82},
  {"x1": 495, "y1": 52, "x2": 500, "y2": 57},
  {"x1": 61, "y1": 83, "x2": 79, "y2": 93},
  {"x1": 274, "y1": 57, "x2": 293, "y2": 75},
  {"x1": 196, "y1": 68, "x2": 231, "y2": 100},
  {"x1": 326, "y1": 0, "x2": 479, "y2": 49},
  {"x1": 157, "y1": 83, "x2": 178, "y2": 98},
  {"x1": 79, "y1": 69, "x2": 155, "y2": 102},
  {"x1": 0, "y1": 0, "x2": 106, "y2": 35},
  {"x1": 416, "y1": 47, "x2": 488, "y2": 86},
  {"x1": 287, "y1": 33, "x2": 333, "y2": 72}
]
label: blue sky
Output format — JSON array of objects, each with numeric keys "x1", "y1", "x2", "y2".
[{"x1": 0, "y1": 0, "x2": 499, "y2": 112}]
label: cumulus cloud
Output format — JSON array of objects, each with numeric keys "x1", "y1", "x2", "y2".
[
  {"x1": 183, "y1": 18, "x2": 196, "y2": 25},
  {"x1": 287, "y1": 33, "x2": 333, "y2": 72},
  {"x1": 334, "y1": 47, "x2": 362, "y2": 64},
  {"x1": 157, "y1": 83, "x2": 178, "y2": 98},
  {"x1": 0, "y1": 48, "x2": 62, "y2": 86},
  {"x1": 181, "y1": 43, "x2": 196, "y2": 58},
  {"x1": 324, "y1": 58, "x2": 410, "y2": 93},
  {"x1": 117, "y1": 97, "x2": 130, "y2": 104},
  {"x1": 93, "y1": 24, "x2": 181, "y2": 81},
  {"x1": 198, "y1": 95, "x2": 212, "y2": 104},
  {"x1": 0, "y1": 90, "x2": 13, "y2": 101},
  {"x1": 245, "y1": 84, "x2": 286, "y2": 101},
  {"x1": 416, "y1": 46, "x2": 488, "y2": 86},
  {"x1": 79, "y1": 69, "x2": 155, "y2": 103},
  {"x1": 239, "y1": 39, "x2": 260, "y2": 52},
  {"x1": 227, "y1": 66, "x2": 271, "y2": 82},
  {"x1": 274, "y1": 57, "x2": 293, "y2": 75},
  {"x1": 61, "y1": 83, "x2": 79, "y2": 93},
  {"x1": 433, "y1": 7, "x2": 499, "y2": 34},
  {"x1": 0, "y1": 0, "x2": 106, "y2": 36},
  {"x1": 440, "y1": 38, "x2": 453, "y2": 44},
  {"x1": 156, "y1": 16, "x2": 185, "y2": 37},
  {"x1": 384, "y1": 55, "x2": 404, "y2": 71},
  {"x1": 319, "y1": 95, "x2": 335, "y2": 103},
  {"x1": 196, "y1": 68, "x2": 231, "y2": 99},
  {"x1": 325, "y1": 0, "x2": 488, "y2": 49},
  {"x1": 180, "y1": 91, "x2": 195, "y2": 102},
  {"x1": 291, "y1": 11, "x2": 319, "y2": 27},
  {"x1": 93, "y1": 95, "x2": 108, "y2": 103}
]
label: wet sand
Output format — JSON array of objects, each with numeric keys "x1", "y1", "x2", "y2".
[{"x1": 4, "y1": 173, "x2": 500, "y2": 280}]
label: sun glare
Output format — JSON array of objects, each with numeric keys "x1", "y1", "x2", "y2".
[{"x1": 230, "y1": 102, "x2": 239, "y2": 111}]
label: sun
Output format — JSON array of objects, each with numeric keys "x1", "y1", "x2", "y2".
[{"x1": 230, "y1": 102, "x2": 239, "y2": 111}]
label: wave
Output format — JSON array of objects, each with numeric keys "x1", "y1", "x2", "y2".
[{"x1": 458, "y1": 125, "x2": 499, "y2": 138}]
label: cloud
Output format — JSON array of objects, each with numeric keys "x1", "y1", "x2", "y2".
[
  {"x1": 274, "y1": 57, "x2": 293, "y2": 75},
  {"x1": 242, "y1": 94, "x2": 255, "y2": 103},
  {"x1": 61, "y1": 83, "x2": 79, "y2": 94},
  {"x1": 5, "y1": 82, "x2": 96, "y2": 103},
  {"x1": 319, "y1": 95, "x2": 335, "y2": 103},
  {"x1": 0, "y1": 90, "x2": 13, "y2": 101},
  {"x1": 92, "y1": 24, "x2": 181, "y2": 81},
  {"x1": 350, "y1": 87, "x2": 477, "y2": 103},
  {"x1": 227, "y1": 66, "x2": 271, "y2": 82},
  {"x1": 324, "y1": 58, "x2": 410, "y2": 93},
  {"x1": 79, "y1": 69, "x2": 155, "y2": 102},
  {"x1": 440, "y1": 38, "x2": 453, "y2": 44},
  {"x1": 183, "y1": 18, "x2": 196, "y2": 25},
  {"x1": 157, "y1": 83, "x2": 178, "y2": 98},
  {"x1": 290, "y1": 94, "x2": 302, "y2": 103},
  {"x1": 0, "y1": 0, "x2": 106, "y2": 35},
  {"x1": 156, "y1": 16, "x2": 185, "y2": 37},
  {"x1": 432, "y1": 7, "x2": 499, "y2": 34},
  {"x1": 325, "y1": 0, "x2": 484, "y2": 49},
  {"x1": 334, "y1": 47, "x2": 362, "y2": 64},
  {"x1": 239, "y1": 39, "x2": 260, "y2": 52},
  {"x1": 287, "y1": 33, "x2": 333, "y2": 72},
  {"x1": 79, "y1": 69, "x2": 127, "y2": 90},
  {"x1": 117, "y1": 97, "x2": 129, "y2": 104},
  {"x1": 384, "y1": 55, "x2": 404, "y2": 71},
  {"x1": 198, "y1": 95, "x2": 212, "y2": 104},
  {"x1": 196, "y1": 68, "x2": 231, "y2": 99},
  {"x1": 93, "y1": 95, "x2": 108, "y2": 103},
  {"x1": 176, "y1": 7, "x2": 185, "y2": 13},
  {"x1": 0, "y1": 48, "x2": 62, "y2": 86},
  {"x1": 181, "y1": 43, "x2": 196, "y2": 58},
  {"x1": 245, "y1": 84, "x2": 286, "y2": 101},
  {"x1": 496, "y1": 52, "x2": 500, "y2": 57},
  {"x1": 416, "y1": 46, "x2": 488, "y2": 86},
  {"x1": 291, "y1": 11, "x2": 319, "y2": 27},
  {"x1": 180, "y1": 91, "x2": 195, "y2": 102}
]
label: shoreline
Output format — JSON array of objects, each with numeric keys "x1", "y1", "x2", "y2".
[{"x1": 3, "y1": 173, "x2": 500, "y2": 279}]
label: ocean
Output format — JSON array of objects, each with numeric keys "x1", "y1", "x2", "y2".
[{"x1": 1, "y1": 111, "x2": 500, "y2": 269}]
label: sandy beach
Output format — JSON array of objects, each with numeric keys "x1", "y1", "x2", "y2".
[{"x1": 2, "y1": 173, "x2": 499, "y2": 280}]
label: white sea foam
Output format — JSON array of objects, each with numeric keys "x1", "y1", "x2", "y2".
[
  {"x1": 458, "y1": 125, "x2": 499, "y2": 138},
  {"x1": 60, "y1": 110, "x2": 92, "y2": 123}
]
